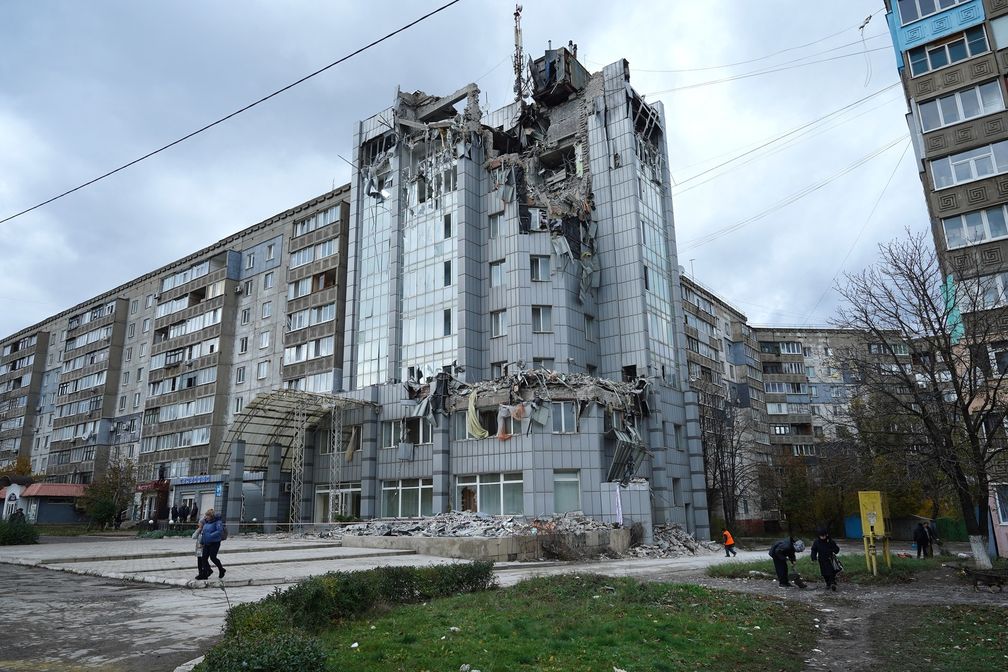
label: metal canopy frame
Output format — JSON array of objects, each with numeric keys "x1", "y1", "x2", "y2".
[{"x1": 214, "y1": 388, "x2": 375, "y2": 529}]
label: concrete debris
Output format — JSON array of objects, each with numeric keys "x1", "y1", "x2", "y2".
[
  {"x1": 623, "y1": 524, "x2": 721, "y2": 559},
  {"x1": 341, "y1": 510, "x2": 618, "y2": 539}
]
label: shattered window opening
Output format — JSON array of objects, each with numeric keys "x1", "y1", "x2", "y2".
[{"x1": 455, "y1": 472, "x2": 523, "y2": 515}]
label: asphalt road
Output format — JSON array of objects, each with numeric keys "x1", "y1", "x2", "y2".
[{"x1": 0, "y1": 563, "x2": 273, "y2": 672}]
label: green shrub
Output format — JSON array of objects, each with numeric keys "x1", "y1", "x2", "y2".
[
  {"x1": 224, "y1": 600, "x2": 293, "y2": 639},
  {"x1": 0, "y1": 519, "x2": 39, "y2": 545},
  {"x1": 196, "y1": 631, "x2": 326, "y2": 672},
  {"x1": 135, "y1": 528, "x2": 193, "y2": 539},
  {"x1": 255, "y1": 561, "x2": 496, "y2": 633}
]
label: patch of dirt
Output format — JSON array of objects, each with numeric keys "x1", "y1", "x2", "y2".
[{"x1": 672, "y1": 568, "x2": 1008, "y2": 672}]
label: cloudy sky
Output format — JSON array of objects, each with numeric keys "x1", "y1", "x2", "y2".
[{"x1": 0, "y1": 0, "x2": 923, "y2": 337}]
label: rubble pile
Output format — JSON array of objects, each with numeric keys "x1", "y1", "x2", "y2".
[
  {"x1": 624, "y1": 524, "x2": 721, "y2": 559},
  {"x1": 340, "y1": 511, "x2": 618, "y2": 539}
]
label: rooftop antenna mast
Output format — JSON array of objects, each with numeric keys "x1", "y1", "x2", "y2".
[{"x1": 513, "y1": 4, "x2": 524, "y2": 103}]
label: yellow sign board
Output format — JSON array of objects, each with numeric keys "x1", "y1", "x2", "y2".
[{"x1": 858, "y1": 490, "x2": 886, "y2": 537}]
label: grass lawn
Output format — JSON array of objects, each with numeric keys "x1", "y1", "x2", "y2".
[
  {"x1": 872, "y1": 605, "x2": 1008, "y2": 672},
  {"x1": 33, "y1": 524, "x2": 97, "y2": 536},
  {"x1": 318, "y1": 574, "x2": 816, "y2": 672},
  {"x1": 707, "y1": 554, "x2": 945, "y2": 584}
]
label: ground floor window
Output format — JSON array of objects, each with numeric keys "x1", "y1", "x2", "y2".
[
  {"x1": 381, "y1": 478, "x2": 433, "y2": 517},
  {"x1": 996, "y1": 484, "x2": 1008, "y2": 524},
  {"x1": 316, "y1": 483, "x2": 362, "y2": 521},
  {"x1": 456, "y1": 473, "x2": 523, "y2": 515},
  {"x1": 553, "y1": 470, "x2": 580, "y2": 513}
]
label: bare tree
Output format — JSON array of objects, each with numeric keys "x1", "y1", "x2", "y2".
[
  {"x1": 834, "y1": 231, "x2": 1007, "y2": 568},
  {"x1": 699, "y1": 385, "x2": 762, "y2": 532}
]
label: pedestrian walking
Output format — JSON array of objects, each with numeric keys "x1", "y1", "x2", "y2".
[
  {"x1": 722, "y1": 528, "x2": 738, "y2": 557},
  {"x1": 195, "y1": 508, "x2": 226, "y2": 580},
  {"x1": 810, "y1": 528, "x2": 842, "y2": 591},
  {"x1": 768, "y1": 537, "x2": 805, "y2": 587},
  {"x1": 913, "y1": 522, "x2": 930, "y2": 559},
  {"x1": 179, "y1": 502, "x2": 190, "y2": 525}
]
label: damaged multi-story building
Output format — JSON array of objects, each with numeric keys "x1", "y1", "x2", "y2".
[
  {"x1": 3, "y1": 44, "x2": 710, "y2": 540},
  {"x1": 283, "y1": 44, "x2": 713, "y2": 540}
]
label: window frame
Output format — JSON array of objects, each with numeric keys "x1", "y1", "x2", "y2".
[
  {"x1": 551, "y1": 401, "x2": 577, "y2": 433},
  {"x1": 918, "y1": 80, "x2": 1005, "y2": 133},
  {"x1": 531, "y1": 305, "x2": 553, "y2": 333},
  {"x1": 908, "y1": 26, "x2": 989, "y2": 78}
]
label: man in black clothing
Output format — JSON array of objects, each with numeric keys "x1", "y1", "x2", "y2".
[
  {"x1": 768, "y1": 537, "x2": 805, "y2": 587},
  {"x1": 810, "y1": 528, "x2": 842, "y2": 591}
]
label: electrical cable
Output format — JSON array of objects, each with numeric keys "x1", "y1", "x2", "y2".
[
  {"x1": 0, "y1": 0, "x2": 464, "y2": 227},
  {"x1": 671, "y1": 83, "x2": 900, "y2": 188},
  {"x1": 799, "y1": 139, "x2": 913, "y2": 326},
  {"x1": 680, "y1": 134, "x2": 908, "y2": 250},
  {"x1": 644, "y1": 46, "x2": 892, "y2": 95}
]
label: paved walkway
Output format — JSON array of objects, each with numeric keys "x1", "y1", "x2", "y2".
[{"x1": 0, "y1": 533, "x2": 749, "y2": 671}]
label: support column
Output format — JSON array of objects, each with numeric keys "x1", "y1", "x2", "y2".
[
  {"x1": 226, "y1": 439, "x2": 245, "y2": 534},
  {"x1": 431, "y1": 422, "x2": 451, "y2": 513},
  {"x1": 648, "y1": 410, "x2": 671, "y2": 525},
  {"x1": 301, "y1": 432, "x2": 315, "y2": 525},
  {"x1": 360, "y1": 416, "x2": 379, "y2": 518},
  {"x1": 263, "y1": 442, "x2": 282, "y2": 533}
]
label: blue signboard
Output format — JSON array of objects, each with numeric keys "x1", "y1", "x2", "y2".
[{"x1": 215, "y1": 483, "x2": 223, "y2": 497}]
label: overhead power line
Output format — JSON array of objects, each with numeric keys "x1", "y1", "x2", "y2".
[
  {"x1": 0, "y1": 0, "x2": 464, "y2": 227},
  {"x1": 799, "y1": 139, "x2": 913, "y2": 326},
  {"x1": 680, "y1": 134, "x2": 908, "y2": 250},
  {"x1": 644, "y1": 46, "x2": 892, "y2": 95},
  {"x1": 671, "y1": 83, "x2": 900, "y2": 189}
]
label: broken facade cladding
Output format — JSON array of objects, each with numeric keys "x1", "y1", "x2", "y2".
[
  {"x1": 318, "y1": 44, "x2": 708, "y2": 540},
  {"x1": 1, "y1": 45, "x2": 709, "y2": 541}
]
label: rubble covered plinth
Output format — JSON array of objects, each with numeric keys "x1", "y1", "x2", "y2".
[
  {"x1": 340, "y1": 510, "x2": 616, "y2": 539},
  {"x1": 624, "y1": 524, "x2": 721, "y2": 558}
]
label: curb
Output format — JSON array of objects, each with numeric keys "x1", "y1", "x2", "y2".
[
  {"x1": 174, "y1": 655, "x2": 204, "y2": 672},
  {"x1": 0, "y1": 541, "x2": 344, "y2": 566}
]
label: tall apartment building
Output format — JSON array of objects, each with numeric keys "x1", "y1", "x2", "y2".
[
  {"x1": 0, "y1": 188, "x2": 349, "y2": 519},
  {"x1": 884, "y1": 1, "x2": 1008, "y2": 554},
  {"x1": 680, "y1": 275, "x2": 770, "y2": 529},
  {"x1": 1, "y1": 46, "x2": 710, "y2": 538}
]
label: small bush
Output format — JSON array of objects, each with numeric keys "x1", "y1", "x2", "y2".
[
  {"x1": 196, "y1": 631, "x2": 326, "y2": 672},
  {"x1": 224, "y1": 600, "x2": 293, "y2": 639},
  {"x1": 0, "y1": 519, "x2": 39, "y2": 545},
  {"x1": 270, "y1": 561, "x2": 496, "y2": 632},
  {"x1": 135, "y1": 528, "x2": 194, "y2": 539}
]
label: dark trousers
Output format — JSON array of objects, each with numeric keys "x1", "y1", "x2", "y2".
[
  {"x1": 773, "y1": 557, "x2": 790, "y2": 586},
  {"x1": 198, "y1": 541, "x2": 224, "y2": 577},
  {"x1": 916, "y1": 542, "x2": 926, "y2": 559},
  {"x1": 725, "y1": 544, "x2": 737, "y2": 557}
]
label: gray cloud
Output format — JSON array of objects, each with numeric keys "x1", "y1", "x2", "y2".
[{"x1": 0, "y1": 0, "x2": 926, "y2": 336}]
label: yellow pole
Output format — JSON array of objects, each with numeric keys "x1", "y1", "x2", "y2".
[{"x1": 863, "y1": 535, "x2": 871, "y2": 570}]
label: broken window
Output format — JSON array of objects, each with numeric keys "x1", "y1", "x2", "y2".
[
  {"x1": 533, "y1": 357, "x2": 555, "y2": 370},
  {"x1": 455, "y1": 473, "x2": 522, "y2": 515},
  {"x1": 490, "y1": 361, "x2": 505, "y2": 378},
  {"x1": 443, "y1": 260, "x2": 452, "y2": 287},
  {"x1": 443, "y1": 213, "x2": 452, "y2": 239}
]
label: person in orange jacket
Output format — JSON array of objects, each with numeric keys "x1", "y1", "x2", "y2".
[{"x1": 722, "y1": 528, "x2": 738, "y2": 557}]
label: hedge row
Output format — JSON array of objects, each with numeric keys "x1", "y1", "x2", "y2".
[
  {"x1": 0, "y1": 519, "x2": 39, "y2": 545},
  {"x1": 197, "y1": 561, "x2": 497, "y2": 672}
]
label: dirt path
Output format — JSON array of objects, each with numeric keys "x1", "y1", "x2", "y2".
[{"x1": 683, "y1": 568, "x2": 1008, "y2": 672}]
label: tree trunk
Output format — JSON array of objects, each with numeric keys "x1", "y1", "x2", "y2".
[{"x1": 969, "y1": 535, "x2": 992, "y2": 570}]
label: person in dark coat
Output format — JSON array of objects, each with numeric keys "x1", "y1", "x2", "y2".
[
  {"x1": 913, "y1": 522, "x2": 930, "y2": 559},
  {"x1": 170, "y1": 504, "x2": 179, "y2": 524},
  {"x1": 196, "y1": 508, "x2": 226, "y2": 580},
  {"x1": 810, "y1": 528, "x2": 841, "y2": 591},
  {"x1": 768, "y1": 537, "x2": 805, "y2": 587},
  {"x1": 179, "y1": 502, "x2": 190, "y2": 524}
]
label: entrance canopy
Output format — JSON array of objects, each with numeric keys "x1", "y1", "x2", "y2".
[{"x1": 213, "y1": 388, "x2": 375, "y2": 472}]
